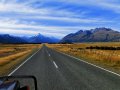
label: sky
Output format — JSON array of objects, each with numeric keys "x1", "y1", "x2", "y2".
[{"x1": 0, "y1": 0, "x2": 120, "y2": 38}]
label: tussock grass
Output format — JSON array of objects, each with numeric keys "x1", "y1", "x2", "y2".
[{"x1": 0, "y1": 50, "x2": 31, "y2": 65}]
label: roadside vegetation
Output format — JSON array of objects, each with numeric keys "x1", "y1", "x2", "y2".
[
  {"x1": 47, "y1": 42, "x2": 120, "y2": 74},
  {"x1": 0, "y1": 44, "x2": 41, "y2": 76}
]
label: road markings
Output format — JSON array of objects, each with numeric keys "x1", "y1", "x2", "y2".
[
  {"x1": 53, "y1": 61, "x2": 58, "y2": 68},
  {"x1": 46, "y1": 50, "x2": 48, "y2": 54},
  {"x1": 8, "y1": 48, "x2": 41, "y2": 76},
  {"x1": 46, "y1": 49, "x2": 51, "y2": 57},
  {"x1": 55, "y1": 50, "x2": 120, "y2": 77}
]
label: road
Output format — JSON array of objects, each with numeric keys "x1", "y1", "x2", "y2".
[{"x1": 10, "y1": 45, "x2": 120, "y2": 90}]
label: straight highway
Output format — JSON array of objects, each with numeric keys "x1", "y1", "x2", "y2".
[{"x1": 9, "y1": 45, "x2": 120, "y2": 90}]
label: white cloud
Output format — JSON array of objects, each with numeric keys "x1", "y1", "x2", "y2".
[
  {"x1": 25, "y1": 15, "x2": 111, "y2": 23},
  {"x1": 0, "y1": 18, "x2": 118, "y2": 38},
  {"x1": 0, "y1": 29, "x2": 39, "y2": 35},
  {"x1": 0, "y1": 3, "x2": 49, "y2": 15},
  {"x1": 0, "y1": 0, "x2": 80, "y2": 18},
  {"x1": 56, "y1": 0, "x2": 120, "y2": 13},
  {"x1": 0, "y1": 18, "x2": 97, "y2": 38},
  {"x1": 0, "y1": 0, "x2": 114, "y2": 23}
]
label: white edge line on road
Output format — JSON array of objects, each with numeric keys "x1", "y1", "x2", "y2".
[
  {"x1": 8, "y1": 48, "x2": 41, "y2": 76},
  {"x1": 56, "y1": 50, "x2": 120, "y2": 77},
  {"x1": 53, "y1": 61, "x2": 58, "y2": 68}
]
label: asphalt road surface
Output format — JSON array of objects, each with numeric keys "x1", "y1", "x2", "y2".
[{"x1": 10, "y1": 45, "x2": 120, "y2": 90}]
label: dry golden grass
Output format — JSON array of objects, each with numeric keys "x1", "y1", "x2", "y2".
[
  {"x1": 47, "y1": 42, "x2": 120, "y2": 74},
  {"x1": 0, "y1": 50, "x2": 31, "y2": 65},
  {"x1": 0, "y1": 44, "x2": 41, "y2": 76}
]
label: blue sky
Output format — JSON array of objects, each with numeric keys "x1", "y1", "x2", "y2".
[{"x1": 0, "y1": 0, "x2": 120, "y2": 38}]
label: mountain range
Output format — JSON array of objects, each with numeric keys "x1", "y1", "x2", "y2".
[
  {"x1": 1, "y1": 27, "x2": 120, "y2": 44},
  {"x1": 0, "y1": 34, "x2": 59, "y2": 44},
  {"x1": 60, "y1": 27, "x2": 120, "y2": 43}
]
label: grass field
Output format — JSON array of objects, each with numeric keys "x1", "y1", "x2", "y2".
[
  {"x1": 0, "y1": 44, "x2": 41, "y2": 76},
  {"x1": 47, "y1": 42, "x2": 120, "y2": 74}
]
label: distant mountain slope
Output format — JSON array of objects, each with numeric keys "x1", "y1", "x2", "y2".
[
  {"x1": 60, "y1": 27, "x2": 120, "y2": 43},
  {"x1": 0, "y1": 34, "x2": 27, "y2": 44},
  {"x1": 0, "y1": 34, "x2": 59, "y2": 44}
]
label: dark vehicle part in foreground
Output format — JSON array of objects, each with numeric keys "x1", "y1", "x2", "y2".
[{"x1": 0, "y1": 76, "x2": 38, "y2": 90}]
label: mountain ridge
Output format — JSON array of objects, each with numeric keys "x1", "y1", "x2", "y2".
[
  {"x1": 60, "y1": 27, "x2": 120, "y2": 43},
  {"x1": 0, "y1": 33, "x2": 59, "y2": 44}
]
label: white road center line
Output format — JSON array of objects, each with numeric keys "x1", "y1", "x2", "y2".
[
  {"x1": 53, "y1": 61, "x2": 58, "y2": 68},
  {"x1": 46, "y1": 49, "x2": 51, "y2": 57}
]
